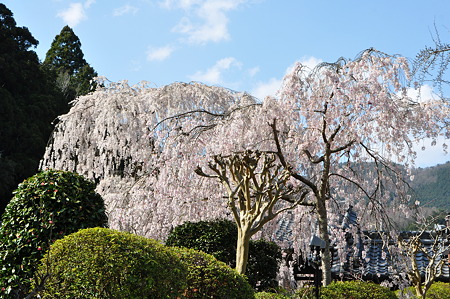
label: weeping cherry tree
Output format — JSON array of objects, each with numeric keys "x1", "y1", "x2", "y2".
[
  {"x1": 41, "y1": 49, "x2": 449, "y2": 286},
  {"x1": 153, "y1": 49, "x2": 449, "y2": 285}
]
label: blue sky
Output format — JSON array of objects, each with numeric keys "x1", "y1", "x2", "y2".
[{"x1": 3, "y1": 0, "x2": 450, "y2": 167}]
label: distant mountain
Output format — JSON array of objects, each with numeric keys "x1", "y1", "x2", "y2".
[{"x1": 410, "y1": 161, "x2": 450, "y2": 211}]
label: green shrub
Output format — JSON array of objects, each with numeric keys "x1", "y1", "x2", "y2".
[
  {"x1": 426, "y1": 282, "x2": 450, "y2": 299},
  {"x1": 171, "y1": 246, "x2": 254, "y2": 299},
  {"x1": 166, "y1": 219, "x2": 282, "y2": 291},
  {"x1": 321, "y1": 281, "x2": 397, "y2": 299},
  {"x1": 247, "y1": 240, "x2": 282, "y2": 291},
  {"x1": 0, "y1": 169, "x2": 108, "y2": 297},
  {"x1": 398, "y1": 281, "x2": 450, "y2": 299},
  {"x1": 35, "y1": 227, "x2": 187, "y2": 298},
  {"x1": 255, "y1": 291, "x2": 291, "y2": 299},
  {"x1": 293, "y1": 285, "x2": 316, "y2": 299},
  {"x1": 166, "y1": 218, "x2": 237, "y2": 266}
]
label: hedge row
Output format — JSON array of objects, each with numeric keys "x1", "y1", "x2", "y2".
[
  {"x1": 34, "y1": 227, "x2": 254, "y2": 298},
  {"x1": 257, "y1": 281, "x2": 397, "y2": 299}
]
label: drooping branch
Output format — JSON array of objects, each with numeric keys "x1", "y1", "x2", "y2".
[{"x1": 153, "y1": 103, "x2": 262, "y2": 138}]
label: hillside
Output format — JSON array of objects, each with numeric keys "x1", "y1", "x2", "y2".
[{"x1": 410, "y1": 161, "x2": 450, "y2": 210}]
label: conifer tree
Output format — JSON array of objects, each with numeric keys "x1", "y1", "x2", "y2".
[
  {"x1": 44, "y1": 25, "x2": 97, "y2": 98},
  {"x1": 0, "y1": 4, "x2": 64, "y2": 214}
]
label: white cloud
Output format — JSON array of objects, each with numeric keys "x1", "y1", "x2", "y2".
[
  {"x1": 57, "y1": 0, "x2": 95, "y2": 27},
  {"x1": 166, "y1": 0, "x2": 247, "y2": 44},
  {"x1": 299, "y1": 56, "x2": 323, "y2": 70},
  {"x1": 407, "y1": 84, "x2": 439, "y2": 103},
  {"x1": 113, "y1": 4, "x2": 139, "y2": 17},
  {"x1": 250, "y1": 57, "x2": 322, "y2": 100},
  {"x1": 84, "y1": 0, "x2": 96, "y2": 8},
  {"x1": 414, "y1": 136, "x2": 449, "y2": 168},
  {"x1": 189, "y1": 57, "x2": 241, "y2": 84},
  {"x1": 57, "y1": 3, "x2": 86, "y2": 27},
  {"x1": 160, "y1": 0, "x2": 202, "y2": 10},
  {"x1": 251, "y1": 78, "x2": 282, "y2": 100},
  {"x1": 146, "y1": 45, "x2": 175, "y2": 61}
]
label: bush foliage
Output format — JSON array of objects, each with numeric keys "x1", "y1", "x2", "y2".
[
  {"x1": 247, "y1": 239, "x2": 282, "y2": 291},
  {"x1": 166, "y1": 218, "x2": 282, "y2": 291},
  {"x1": 398, "y1": 281, "x2": 450, "y2": 299},
  {"x1": 166, "y1": 218, "x2": 237, "y2": 265},
  {"x1": 36, "y1": 227, "x2": 187, "y2": 298},
  {"x1": 0, "y1": 169, "x2": 108, "y2": 296},
  {"x1": 171, "y1": 246, "x2": 254, "y2": 299},
  {"x1": 425, "y1": 282, "x2": 450, "y2": 299},
  {"x1": 320, "y1": 281, "x2": 397, "y2": 299},
  {"x1": 254, "y1": 291, "x2": 291, "y2": 299}
]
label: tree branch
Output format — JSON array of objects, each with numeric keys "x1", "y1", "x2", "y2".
[{"x1": 268, "y1": 119, "x2": 319, "y2": 196}]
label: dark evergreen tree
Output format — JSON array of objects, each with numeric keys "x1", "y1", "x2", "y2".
[
  {"x1": 0, "y1": 4, "x2": 39, "y2": 93},
  {"x1": 0, "y1": 4, "x2": 66, "y2": 214},
  {"x1": 43, "y1": 25, "x2": 97, "y2": 98}
]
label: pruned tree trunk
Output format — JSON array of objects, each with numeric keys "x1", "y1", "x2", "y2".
[
  {"x1": 195, "y1": 151, "x2": 308, "y2": 275},
  {"x1": 236, "y1": 225, "x2": 252, "y2": 274}
]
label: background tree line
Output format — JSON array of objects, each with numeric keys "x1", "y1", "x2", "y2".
[{"x1": 0, "y1": 4, "x2": 97, "y2": 214}]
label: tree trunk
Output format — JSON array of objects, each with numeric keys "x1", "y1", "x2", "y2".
[
  {"x1": 317, "y1": 196, "x2": 332, "y2": 286},
  {"x1": 414, "y1": 284, "x2": 425, "y2": 299},
  {"x1": 235, "y1": 226, "x2": 251, "y2": 274}
]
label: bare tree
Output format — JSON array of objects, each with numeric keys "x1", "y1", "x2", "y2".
[
  {"x1": 413, "y1": 25, "x2": 450, "y2": 99},
  {"x1": 396, "y1": 216, "x2": 449, "y2": 299}
]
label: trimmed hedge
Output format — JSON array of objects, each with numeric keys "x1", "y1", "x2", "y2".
[
  {"x1": 36, "y1": 227, "x2": 187, "y2": 298},
  {"x1": 0, "y1": 170, "x2": 108, "y2": 297},
  {"x1": 166, "y1": 219, "x2": 282, "y2": 291},
  {"x1": 320, "y1": 281, "x2": 397, "y2": 299},
  {"x1": 171, "y1": 246, "x2": 254, "y2": 299}
]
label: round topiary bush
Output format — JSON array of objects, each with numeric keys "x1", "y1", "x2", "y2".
[
  {"x1": 170, "y1": 246, "x2": 254, "y2": 299},
  {"x1": 321, "y1": 281, "x2": 397, "y2": 299},
  {"x1": 36, "y1": 227, "x2": 188, "y2": 298},
  {"x1": 0, "y1": 169, "x2": 108, "y2": 297}
]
